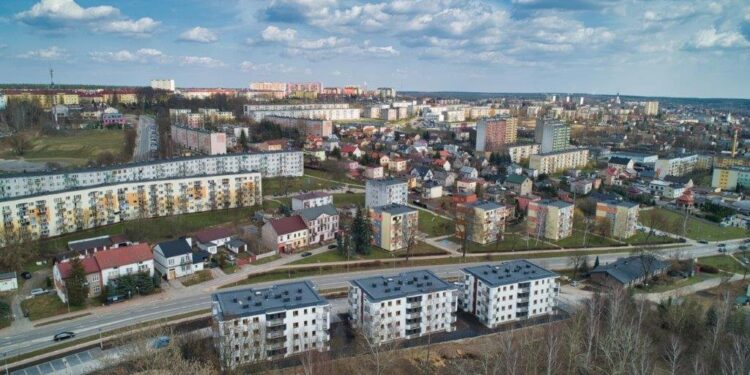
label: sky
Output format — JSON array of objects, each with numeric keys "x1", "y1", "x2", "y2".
[{"x1": 0, "y1": 0, "x2": 749, "y2": 98}]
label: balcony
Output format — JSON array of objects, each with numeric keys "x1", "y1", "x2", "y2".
[
  {"x1": 267, "y1": 330, "x2": 286, "y2": 339},
  {"x1": 267, "y1": 318, "x2": 286, "y2": 327}
]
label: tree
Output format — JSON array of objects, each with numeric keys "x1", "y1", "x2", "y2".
[
  {"x1": 329, "y1": 146, "x2": 341, "y2": 159},
  {"x1": 351, "y1": 206, "x2": 373, "y2": 255},
  {"x1": 67, "y1": 257, "x2": 90, "y2": 307},
  {"x1": 403, "y1": 218, "x2": 420, "y2": 263},
  {"x1": 6, "y1": 133, "x2": 32, "y2": 156},
  {"x1": 568, "y1": 254, "x2": 589, "y2": 281},
  {"x1": 238, "y1": 130, "x2": 249, "y2": 151},
  {"x1": 593, "y1": 255, "x2": 600, "y2": 269}
]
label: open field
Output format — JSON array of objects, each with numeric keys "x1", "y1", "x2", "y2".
[
  {"x1": 332, "y1": 193, "x2": 365, "y2": 207},
  {"x1": 290, "y1": 241, "x2": 446, "y2": 265},
  {"x1": 553, "y1": 230, "x2": 623, "y2": 248},
  {"x1": 623, "y1": 231, "x2": 680, "y2": 245},
  {"x1": 20, "y1": 294, "x2": 87, "y2": 321},
  {"x1": 263, "y1": 176, "x2": 339, "y2": 196},
  {"x1": 698, "y1": 255, "x2": 748, "y2": 274},
  {"x1": 417, "y1": 208, "x2": 454, "y2": 236},
  {"x1": 635, "y1": 272, "x2": 719, "y2": 293},
  {"x1": 639, "y1": 208, "x2": 748, "y2": 241},
  {"x1": 305, "y1": 169, "x2": 364, "y2": 186},
  {"x1": 181, "y1": 270, "x2": 213, "y2": 287},
  {"x1": 450, "y1": 234, "x2": 558, "y2": 253},
  {"x1": 3, "y1": 130, "x2": 126, "y2": 166}
]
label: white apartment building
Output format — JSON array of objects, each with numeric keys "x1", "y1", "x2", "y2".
[
  {"x1": 348, "y1": 270, "x2": 458, "y2": 345},
  {"x1": 0, "y1": 172, "x2": 262, "y2": 244},
  {"x1": 243, "y1": 103, "x2": 360, "y2": 122},
  {"x1": 291, "y1": 192, "x2": 333, "y2": 211},
  {"x1": 529, "y1": 148, "x2": 589, "y2": 175},
  {"x1": 460, "y1": 261, "x2": 559, "y2": 328},
  {"x1": 212, "y1": 281, "x2": 331, "y2": 369},
  {"x1": 506, "y1": 143, "x2": 540, "y2": 164},
  {"x1": 150, "y1": 79, "x2": 175, "y2": 92},
  {"x1": 365, "y1": 178, "x2": 408, "y2": 208},
  {"x1": 654, "y1": 154, "x2": 698, "y2": 179},
  {"x1": 0, "y1": 151, "x2": 303, "y2": 200}
]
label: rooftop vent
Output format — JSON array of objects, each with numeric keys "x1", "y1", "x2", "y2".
[
  {"x1": 255, "y1": 302, "x2": 262, "y2": 306},
  {"x1": 372, "y1": 283, "x2": 377, "y2": 288},
  {"x1": 295, "y1": 296, "x2": 302, "y2": 301},
  {"x1": 297, "y1": 288, "x2": 302, "y2": 293},
  {"x1": 232, "y1": 298, "x2": 238, "y2": 303},
  {"x1": 283, "y1": 297, "x2": 290, "y2": 302}
]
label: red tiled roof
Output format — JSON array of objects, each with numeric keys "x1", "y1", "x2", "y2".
[
  {"x1": 193, "y1": 227, "x2": 233, "y2": 243},
  {"x1": 93, "y1": 243, "x2": 153, "y2": 270},
  {"x1": 57, "y1": 257, "x2": 100, "y2": 279},
  {"x1": 270, "y1": 215, "x2": 309, "y2": 236}
]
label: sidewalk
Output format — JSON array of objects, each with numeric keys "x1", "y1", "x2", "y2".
[{"x1": 636, "y1": 274, "x2": 743, "y2": 303}]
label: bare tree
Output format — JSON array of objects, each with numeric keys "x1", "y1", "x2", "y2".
[
  {"x1": 567, "y1": 254, "x2": 589, "y2": 281},
  {"x1": 664, "y1": 335, "x2": 684, "y2": 375}
]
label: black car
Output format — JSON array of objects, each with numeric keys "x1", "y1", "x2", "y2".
[
  {"x1": 327, "y1": 244, "x2": 338, "y2": 249},
  {"x1": 301, "y1": 252, "x2": 313, "y2": 257},
  {"x1": 698, "y1": 240, "x2": 709, "y2": 244},
  {"x1": 20, "y1": 271, "x2": 32, "y2": 280},
  {"x1": 53, "y1": 332, "x2": 75, "y2": 342}
]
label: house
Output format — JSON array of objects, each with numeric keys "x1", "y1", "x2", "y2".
[
  {"x1": 53, "y1": 257, "x2": 102, "y2": 302},
  {"x1": 432, "y1": 158, "x2": 451, "y2": 171},
  {"x1": 192, "y1": 249, "x2": 210, "y2": 271},
  {"x1": 0, "y1": 272, "x2": 18, "y2": 292},
  {"x1": 608, "y1": 156, "x2": 634, "y2": 171},
  {"x1": 378, "y1": 154, "x2": 391, "y2": 166},
  {"x1": 452, "y1": 191, "x2": 478, "y2": 205},
  {"x1": 590, "y1": 255, "x2": 669, "y2": 288},
  {"x1": 67, "y1": 234, "x2": 131, "y2": 255},
  {"x1": 459, "y1": 166, "x2": 479, "y2": 179},
  {"x1": 570, "y1": 179, "x2": 593, "y2": 195},
  {"x1": 514, "y1": 194, "x2": 542, "y2": 214},
  {"x1": 261, "y1": 215, "x2": 309, "y2": 253},
  {"x1": 410, "y1": 166, "x2": 434, "y2": 183},
  {"x1": 364, "y1": 166, "x2": 384, "y2": 179},
  {"x1": 388, "y1": 158, "x2": 407, "y2": 173},
  {"x1": 503, "y1": 174, "x2": 532, "y2": 196},
  {"x1": 456, "y1": 178, "x2": 478, "y2": 193},
  {"x1": 340, "y1": 144, "x2": 362, "y2": 158},
  {"x1": 292, "y1": 192, "x2": 333, "y2": 210},
  {"x1": 433, "y1": 170, "x2": 457, "y2": 188},
  {"x1": 422, "y1": 180, "x2": 443, "y2": 199},
  {"x1": 153, "y1": 238, "x2": 195, "y2": 280},
  {"x1": 297, "y1": 204, "x2": 339, "y2": 245},
  {"x1": 193, "y1": 227, "x2": 234, "y2": 254},
  {"x1": 649, "y1": 180, "x2": 686, "y2": 199},
  {"x1": 226, "y1": 239, "x2": 248, "y2": 254}
]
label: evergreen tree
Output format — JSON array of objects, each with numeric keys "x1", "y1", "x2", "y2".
[
  {"x1": 239, "y1": 130, "x2": 248, "y2": 151},
  {"x1": 67, "y1": 257, "x2": 89, "y2": 307},
  {"x1": 594, "y1": 256, "x2": 600, "y2": 269},
  {"x1": 351, "y1": 206, "x2": 373, "y2": 254},
  {"x1": 329, "y1": 147, "x2": 341, "y2": 159},
  {"x1": 360, "y1": 207, "x2": 373, "y2": 255}
]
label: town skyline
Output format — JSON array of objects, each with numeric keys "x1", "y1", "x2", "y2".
[{"x1": 0, "y1": 0, "x2": 749, "y2": 98}]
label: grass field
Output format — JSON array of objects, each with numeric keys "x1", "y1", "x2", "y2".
[
  {"x1": 8, "y1": 130, "x2": 126, "y2": 166},
  {"x1": 417, "y1": 208, "x2": 454, "y2": 237},
  {"x1": 635, "y1": 272, "x2": 719, "y2": 293},
  {"x1": 623, "y1": 231, "x2": 680, "y2": 245},
  {"x1": 553, "y1": 230, "x2": 622, "y2": 249},
  {"x1": 639, "y1": 208, "x2": 748, "y2": 241},
  {"x1": 305, "y1": 169, "x2": 364, "y2": 186},
  {"x1": 451, "y1": 234, "x2": 558, "y2": 253},
  {"x1": 698, "y1": 255, "x2": 748, "y2": 274},
  {"x1": 20, "y1": 294, "x2": 86, "y2": 321},
  {"x1": 290, "y1": 242, "x2": 446, "y2": 265},
  {"x1": 263, "y1": 176, "x2": 339, "y2": 196},
  {"x1": 181, "y1": 270, "x2": 213, "y2": 287},
  {"x1": 253, "y1": 254, "x2": 282, "y2": 265},
  {"x1": 332, "y1": 193, "x2": 365, "y2": 207}
]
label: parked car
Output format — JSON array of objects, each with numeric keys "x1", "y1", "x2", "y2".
[
  {"x1": 718, "y1": 248, "x2": 727, "y2": 253},
  {"x1": 30, "y1": 288, "x2": 47, "y2": 297},
  {"x1": 105, "y1": 294, "x2": 127, "y2": 305},
  {"x1": 698, "y1": 240, "x2": 709, "y2": 244},
  {"x1": 151, "y1": 336, "x2": 170, "y2": 349},
  {"x1": 53, "y1": 332, "x2": 75, "y2": 342},
  {"x1": 327, "y1": 244, "x2": 338, "y2": 249},
  {"x1": 20, "y1": 271, "x2": 32, "y2": 280},
  {"x1": 301, "y1": 252, "x2": 313, "y2": 258}
]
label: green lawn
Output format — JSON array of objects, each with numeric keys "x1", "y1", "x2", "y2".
[
  {"x1": 553, "y1": 230, "x2": 622, "y2": 249},
  {"x1": 450, "y1": 234, "x2": 558, "y2": 253},
  {"x1": 290, "y1": 242, "x2": 446, "y2": 265},
  {"x1": 0, "y1": 296, "x2": 11, "y2": 329},
  {"x1": 252, "y1": 254, "x2": 282, "y2": 265},
  {"x1": 639, "y1": 208, "x2": 748, "y2": 241},
  {"x1": 623, "y1": 231, "x2": 680, "y2": 245},
  {"x1": 9, "y1": 130, "x2": 126, "y2": 166},
  {"x1": 698, "y1": 255, "x2": 748, "y2": 274},
  {"x1": 263, "y1": 176, "x2": 339, "y2": 196},
  {"x1": 332, "y1": 193, "x2": 365, "y2": 207},
  {"x1": 635, "y1": 272, "x2": 719, "y2": 294},
  {"x1": 20, "y1": 294, "x2": 86, "y2": 321},
  {"x1": 305, "y1": 169, "x2": 363, "y2": 186},
  {"x1": 417, "y1": 209, "x2": 454, "y2": 237},
  {"x1": 182, "y1": 270, "x2": 213, "y2": 287}
]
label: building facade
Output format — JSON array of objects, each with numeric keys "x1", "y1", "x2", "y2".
[
  {"x1": 263, "y1": 116, "x2": 333, "y2": 138},
  {"x1": 455, "y1": 201, "x2": 511, "y2": 245},
  {"x1": 475, "y1": 117, "x2": 517, "y2": 152},
  {"x1": 712, "y1": 167, "x2": 750, "y2": 191},
  {"x1": 243, "y1": 104, "x2": 360, "y2": 122},
  {"x1": 527, "y1": 199, "x2": 574, "y2": 240},
  {"x1": 212, "y1": 281, "x2": 331, "y2": 368},
  {"x1": 0, "y1": 172, "x2": 262, "y2": 244},
  {"x1": 654, "y1": 154, "x2": 698, "y2": 179},
  {"x1": 365, "y1": 178, "x2": 408, "y2": 208},
  {"x1": 261, "y1": 215, "x2": 309, "y2": 253},
  {"x1": 171, "y1": 125, "x2": 227, "y2": 155},
  {"x1": 506, "y1": 143, "x2": 540, "y2": 164},
  {"x1": 595, "y1": 200, "x2": 639, "y2": 239},
  {"x1": 535, "y1": 119, "x2": 571, "y2": 153},
  {"x1": 348, "y1": 270, "x2": 458, "y2": 345},
  {"x1": 150, "y1": 79, "x2": 175, "y2": 92},
  {"x1": 291, "y1": 192, "x2": 333, "y2": 211},
  {"x1": 460, "y1": 261, "x2": 559, "y2": 328},
  {"x1": 297, "y1": 204, "x2": 339, "y2": 245},
  {"x1": 370, "y1": 204, "x2": 419, "y2": 251},
  {"x1": 529, "y1": 149, "x2": 589, "y2": 175}
]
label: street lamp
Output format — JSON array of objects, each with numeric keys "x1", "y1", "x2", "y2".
[{"x1": 3, "y1": 352, "x2": 8, "y2": 375}]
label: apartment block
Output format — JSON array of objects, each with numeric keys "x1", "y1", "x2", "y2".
[
  {"x1": 0, "y1": 151, "x2": 302, "y2": 200},
  {"x1": 535, "y1": 119, "x2": 571, "y2": 153},
  {"x1": 212, "y1": 281, "x2": 331, "y2": 368},
  {"x1": 529, "y1": 148, "x2": 589, "y2": 174},
  {"x1": 455, "y1": 201, "x2": 512, "y2": 245},
  {"x1": 348, "y1": 270, "x2": 458, "y2": 345},
  {"x1": 506, "y1": 143, "x2": 540, "y2": 164},
  {"x1": 263, "y1": 116, "x2": 333, "y2": 138},
  {"x1": 644, "y1": 101, "x2": 659, "y2": 116},
  {"x1": 243, "y1": 104, "x2": 360, "y2": 122},
  {"x1": 475, "y1": 117, "x2": 517, "y2": 152},
  {"x1": 712, "y1": 167, "x2": 750, "y2": 191},
  {"x1": 365, "y1": 178, "x2": 408, "y2": 208},
  {"x1": 291, "y1": 192, "x2": 333, "y2": 211},
  {"x1": 171, "y1": 125, "x2": 227, "y2": 155},
  {"x1": 0, "y1": 172, "x2": 262, "y2": 244},
  {"x1": 654, "y1": 154, "x2": 698, "y2": 179},
  {"x1": 460, "y1": 261, "x2": 559, "y2": 328},
  {"x1": 595, "y1": 200, "x2": 639, "y2": 239},
  {"x1": 527, "y1": 199, "x2": 574, "y2": 240},
  {"x1": 370, "y1": 204, "x2": 419, "y2": 251},
  {"x1": 150, "y1": 79, "x2": 175, "y2": 92}
]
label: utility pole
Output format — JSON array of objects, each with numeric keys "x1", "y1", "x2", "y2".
[{"x1": 50, "y1": 68, "x2": 59, "y2": 130}]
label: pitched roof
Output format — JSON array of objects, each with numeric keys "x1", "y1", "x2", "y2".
[
  {"x1": 505, "y1": 174, "x2": 529, "y2": 185},
  {"x1": 93, "y1": 243, "x2": 153, "y2": 270},
  {"x1": 67, "y1": 235, "x2": 113, "y2": 252},
  {"x1": 608, "y1": 156, "x2": 632, "y2": 165},
  {"x1": 193, "y1": 227, "x2": 233, "y2": 243},
  {"x1": 297, "y1": 204, "x2": 339, "y2": 221},
  {"x1": 590, "y1": 255, "x2": 669, "y2": 284},
  {"x1": 270, "y1": 215, "x2": 309, "y2": 235},
  {"x1": 0, "y1": 272, "x2": 16, "y2": 281},
  {"x1": 57, "y1": 257, "x2": 100, "y2": 279},
  {"x1": 156, "y1": 238, "x2": 193, "y2": 258}
]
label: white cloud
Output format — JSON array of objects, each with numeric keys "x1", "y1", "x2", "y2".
[
  {"x1": 178, "y1": 26, "x2": 218, "y2": 43},
  {"x1": 89, "y1": 48, "x2": 167, "y2": 63},
  {"x1": 688, "y1": 27, "x2": 750, "y2": 49},
  {"x1": 239, "y1": 60, "x2": 296, "y2": 73},
  {"x1": 18, "y1": 46, "x2": 68, "y2": 60},
  {"x1": 97, "y1": 17, "x2": 159, "y2": 36},
  {"x1": 15, "y1": 0, "x2": 118, "y2": 24},
  {"x1": 261, "y1": 26, "x2": 297, "y2": 42},
  {"x1": 295, "y1": 36, "x2": 347, "y2": 49},
  {"x1": 179, "y1": 56, "x2": 225, "y2": 68},
  {"x1": 89, "y1": 50, "x2": 136, "y2": 62}
]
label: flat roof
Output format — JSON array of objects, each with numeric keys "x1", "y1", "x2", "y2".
[
  {"x1": 535, "y1": 199, "x2": 574, "y2": 209},
  {"x1": 212, "y1": 281, "x2": 328, "y2": 320},
  {"x1": 535, "y1": 148, "x2": 588, "y2": 157},
  {"x1": 372, "y1": 203, "x2": 417, "y2": 215},
  {"x1": 350, "y1": 270, "x2": 456, "y2": 302},
  {"x1": 463, "y1": 260, "x2": 558, "y2": 287},
  {"x1": 366, "y1": 177, "x2": 407, "y2": 187}
]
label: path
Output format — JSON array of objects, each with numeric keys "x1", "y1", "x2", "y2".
[{"x1": 636, "y1": 273, "x2": 744, "y2": 303}]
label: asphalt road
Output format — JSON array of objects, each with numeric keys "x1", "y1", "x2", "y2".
[
  {"x1": 132, "y1": 115, "x2": 156, "y2": 162},
  {"x1": 0, "y1": 240, "x2": 744, "y2": 361}
]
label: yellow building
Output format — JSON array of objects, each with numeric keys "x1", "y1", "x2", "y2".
[
  {"x1": 370, "y1": 204, "x2": 418, "y2": 251},
  {"x1": 527, "y1": 199, "x2": 574, "y2": 240},
  {"x1": 595, "y1": 200, "x2": 639, "y2": 239},
  {"x1": 455, "y1": 200, "x2": 511, "y2": 245},
  {"x1": 529, "y1": 148, "x2": 589, "y2": 174}
]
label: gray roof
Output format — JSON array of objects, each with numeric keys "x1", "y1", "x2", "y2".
[
  {"x1": 155, "y1": 238, "x2": 193, "y2": 258},
  {"x1": 366, "y1": 177, "x2": 407, "y2": 187},
  {"x1": 466, "y1": 200, "x2": 503, "y2": 211},
  {"x1": 505, "y1": 174, "x2": 529, "y2": 185},
  {"x1": 536, "y1": 199, "x2": 574, "y2": 209},
  {"x1": 372, "y1": 203, "x2": 417, "y2": 216},
  {"x1": 601, "y1": 199, "x2": 639, "y2": 208},
  {"x1": 608, "y1": 156, "x2": 632, "y2": 165},
  {"x1": 350, "y1": 270, "x2": 456, "y2": 302},
  {"x1": 212, "y1": 281, "x2": 328, "y2": 320},
  {"x1": 590, "y1": 255, "x2": 669, "y2": 284},
  {"x1": 292, "y1": 191, "x2": 332, "y2": 201},
  {"x1": 463, "y1": 260, "x2": 557, "y2": 287},
  {"x1": 68, "y1": 235, "x2": 112, "y2": 252},
  {"x1": 296, "y1": 204, "x2": 339, "y2": 221},
  {"x1": 227, "y1": 238, "x2": 246, "y2": 248},
  {"x1": 0, "y1": 272, "x2": 16, "y2": 281}
]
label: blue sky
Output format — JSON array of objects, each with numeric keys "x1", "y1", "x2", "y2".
[{"x1": 1, "y1": 0, "x2": 749, "y2": 98}]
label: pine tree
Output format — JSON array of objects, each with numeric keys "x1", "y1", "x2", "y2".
[
  {"x1": 239, "y1": 130, "x2": 248, "y2": 151},
  {"x1": 67, "y1": 257, "x2": 89, "y2": 307},
  {"x1": 351, "y1": 206, "x2": 373, "y2": 254},
  {"x1": 360, "y1": 207, "x2": 373, "y2": 255},
  {"x1": 594, "y1": 256, "x2": 600, "y2": 269}
]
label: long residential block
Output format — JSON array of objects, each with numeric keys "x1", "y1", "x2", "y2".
[
  {"x1": 0, "y1": 172, "x2": 262, "y2": 244},
  {"x1": 0, "y1": 151, "x2": 303, "y2": 200},
  {"x1": 348, "y1": 270, "x2": 458, "y2": 345},
  {"x1": 212, "y1": 281, "x2": 331, "y2": 369},
  {"x1": 460, "y1": 261, "x2": 559, "y2": 328},
  {"x1": 529, "y1": 148, "x2": 589, "y2": 175}
]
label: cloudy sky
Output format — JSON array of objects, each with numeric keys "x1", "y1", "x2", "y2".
[{"x1": 1, "y1": 0, "x2": 749, "y2": 98}]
